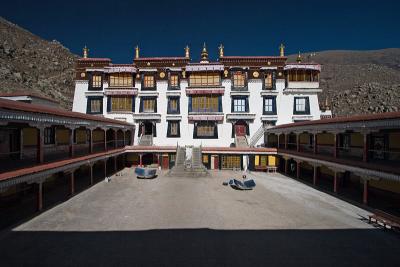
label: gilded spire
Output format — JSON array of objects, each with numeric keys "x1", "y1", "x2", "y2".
[
  {"x1": 83, "y1": 45, "x2": 89, "y2": 58},
  {"x1": 218, "y1": 44, "x2": 224, "y2": 58},
  {"x1": 279, "y1": 43, "x2": 285, "y2": 57},
  {"x1": 296, "y1": 51, "x2": 302, "y2": 63},
  {"x1": 200, "y1": 42, "x2": 209, "y2": 63},
  {"x1": 135, "y1": 45, "x2": 140, "y2": 59},
  {"x1": 184, "y1": 45, "x2": 190, "y2": 58}
]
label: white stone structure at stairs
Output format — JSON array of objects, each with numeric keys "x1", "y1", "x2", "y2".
[
  {"x1": 168, "y1": 146, "x2": 209, "y2": 177},
  {"x1": 139, "y1": 135, "x2": 153, "y2": 146}
]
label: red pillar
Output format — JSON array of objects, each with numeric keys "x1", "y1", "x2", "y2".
[
  {"x1": 333, "y1": 133, "x2": 338, "y2": 158},
  {"x1": 89, "y1": 164, "x2": 94, "y2": 185},
  {"x1": 313, "y1": 165, "x2": 318, "y2": 186},
  {"x1": 139, "y1": 154, "x2": 143, "y2": 167},
  {"x1": 37, "y1": 182, "x2": 43, "y2": 211},
  {"x1": 69, "y1": 128, "x2": 75, "y2": 158},
  {"x1": 114, "y1": 130, "x2": 118, "y2": 149},
  {"x1": 313, "y1": 133, "x2": 318, "y2": 154},
  {"x1": 89, "y1": 129, "x2": 93, "y2": 154},
  {"x1": 296, "y1": 161, "x2": 301, "y2": 179},
  {"x1": 284, "y1": 134, "x2": 288, "y2": 149},
  {"x1": 284, "y1": 159, "x2": 288, "y2": 174},
  {"x1": 37, "y1": 127, "x2": 44, "y2": 163},
  {"x1": 333, "y1": 171, "x2": 338, "y2": 193},
  {"x1": 363, "y1": 180, "x2": 369, "y2": 204},
  {"x1": 296, "y1": 134, "x2": 300, "y2": 152},
  {"x1": 104, "y1": 159, "x2": 107, "y2": 178},
  {"x1": 104, "y1": 129, "x2": 107, "y2": 151},
  {"x1": 70, "y1": 171, "x2": 75, "y2": 195},
  {"x1": 363, "y1": 133, "x2": 369, "y2": 162}
]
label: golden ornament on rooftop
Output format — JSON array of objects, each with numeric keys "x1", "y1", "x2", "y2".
[{"x1": 253, "y1": 71, "x2": 259, "y2": 78}]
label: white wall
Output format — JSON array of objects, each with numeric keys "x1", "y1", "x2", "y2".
[{"x1": 72, "y1": 71, "x2": 322, "y2": 148}]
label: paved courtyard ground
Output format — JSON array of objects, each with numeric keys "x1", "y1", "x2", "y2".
[{"x1": 1, "y1": 169, "x2": 399, "y2": 266}]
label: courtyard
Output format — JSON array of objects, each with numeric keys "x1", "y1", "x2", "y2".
[{"x1": 1, "y1": 169, "x2": 399, "y2": 266}]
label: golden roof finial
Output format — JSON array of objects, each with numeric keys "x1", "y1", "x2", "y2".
[
  {"x1": 279, "y1": 43, "x2": 285, "y2": 57},
  {"x1": 184, "y1": 45, "x2": 190, "y2": 58},
  {"x1": 83, "y1": 45, "x2": 89, "y2": 58},
  {"x1": 135, "y1": 45, "x2": 140, "y2": 59},
  {"x1": 218, "y1": 44, "x2": 224, "y2": 58},
  {"x1": 296, "y1": 51, "x2": 302, "y2": 63},
  {"x1": 200, "y1": 42, "x2": 209, "y2": 62}
]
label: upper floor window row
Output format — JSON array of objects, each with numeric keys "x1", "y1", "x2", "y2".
[
  {"x1": 232, "y1": 71, "x2": 246, "y2": 89},
  {"x1": 189, "y1": 73, "x2": 221, "y2": 87},
  {"x1": 142, "y1": 75, "x2": 156, "y2": 89},
  {"x1": 288, "y1": 70, "x2": 319, "y2": 82},
  {"x1": 169, "y1": 74, "x2": 180, "y2": 89},
  {"x1": 109, "y1": 73, "x2": 134, "y2": 87},
  {"x1": 89, "y1": 73, "x2": 103, "y2": 90}
]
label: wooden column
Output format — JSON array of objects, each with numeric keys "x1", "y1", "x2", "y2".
[
  {"x1": 284, "y1": 134, "x2": 288, "y2": 149},
  {"x1": 130, "y1": 129, "x2": 135, "y2": 146},
  {"x1": 69, "y1": 128, "x2": 75, "y2": 158},
  {"x1": 333, "y1": 171, "x2": 338, "y2": 193},
  {"x1": 123, "y1": 131, "x2": 126, "y2": 146},
  {"x1": 104, "y1": 129, "x2": 107, "y2": 151},
  {"x1": 313, "y1": 165, "x2": 318, "y2": 186},
  {"x1": 37, "y1": 127, "x2": 44, "y2": 164},
  {"x1": 37, "y1": 182, "x2": 43, "y2": 211},
  {"x1": 114, "y1": 156, "x2": 117, "y2": 173},
  {"x1": 20, "y1": 128, "x2": 24, "y2": 159},
  {"x1": 333, "y1": 133, "x2": 338, "y2": 158},
  {"x1": 284, "y1": 158, "x2": 288, "y2": 174},
  {"x1": 313, "y1": 133, "x2": 318, "y2": 154},
  {"x1": 89, "y1": 163, "x2": 94, "y2": 185},
  {"x1": 296, "y1": 134, "x2": 300, "y2": 152},
  {"x1": 114, "y1": 130, "x2": 118, "y2": 149},
  {"x1": 89, "y1": 129, "x2": 93, "y2": 154},
  {"x1": 363, "y1": 133, "x2": 369, "y2": 162},
  {"x1": 70, "y1": 171, "x2": 75, "y2": 196},
  {"x1": 104, "y1": 159, "x2": 107, "y2": 178},
  {"x1": 139, "y1": 154, "x2": 143, "y2": 167},
  {"x1": 296, "y1": 161, "x2": 301, "y2": 179},
  {"x1": 363, "y1": 179, "x2": 369, "y2": 205},
  {"x1": 277, "y1": 134, "x2": 280, "y2": 149}
]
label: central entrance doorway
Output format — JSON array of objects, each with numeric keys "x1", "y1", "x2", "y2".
[
  {"x1": 141, "y1": 122, "x2": 153, "y2": 136},
  {"x1": 234, "y1": 120, "x2": 247, "y2": 136}
]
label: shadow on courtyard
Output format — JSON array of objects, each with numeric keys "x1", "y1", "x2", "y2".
[{"x1": 1, "y1": 228, "x2": 399, "y2": 266}]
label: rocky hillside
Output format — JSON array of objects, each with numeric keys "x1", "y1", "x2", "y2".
[
  {"x1": 0, "y1": 16, "x2": 399, "y2": 115},
  {"x1": 288, "y1": 49, "x2": 400, "y2": 116},
  {"x1": 0, "y1": 17, "x2": 77, "y2": 109}
]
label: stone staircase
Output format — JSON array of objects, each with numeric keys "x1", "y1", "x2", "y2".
[
  {"x1": 167, "y1": 146, "x2": 209, "y2": 177},
  {"x1": 235, "y1": 136, "x2": 249, "y2": 148},
  {"x1": 139, "y1": 134, "x2": 153, "y2": 146},
  {"x1": 249, "y1": 125, "x2": 266, "y2": 147}
]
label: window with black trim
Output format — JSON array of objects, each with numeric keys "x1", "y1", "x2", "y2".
[
  {"x1": 263, "y1": 96, "x2": 277, "y2": 115},
  {"x1": 293, "y1": 97, "x2": 310, "y2": 114},
  {"x1": 110, "y1": 96, "x2": 134, "y2": 112},
  {"x1": 89, "y1": 73, "x2": 103, "y2": 90},
  {"x1": 167, "y1": 121, "x2": 180, "y2": 137},
  {"x1": 169, "y1": 74, "x2": 180, "y2": 89},
  {"x1": 232, "y1": 97, "x2": 248, "y2": 113},
  {"x1": 194, "y1": 122, "x2": 218, "y2": 139},
  {"x1": 139, "y1": 97, "x2": 157, "y2": 113},
  {"x1": 86, "y1": 96, "x2": 103, "y2": 114},
  {"x1": 167, "y1": 97, "x2": 180, "y2": 114},
  {"x1": 263, "y1": 71, "x2": 276, "y2": 90},
  {"x1": 44, "y1": 127, "x2": 55, "y2": 145},
  {"x1": 142, "y1": 74, "x2": 156, "y2": 90},
  {"x1": 109, "y1": 73, "x2": 134, "y2": 87},
  {"x1": 232, "y1": 71, "x2": 246, "y2": 89}
]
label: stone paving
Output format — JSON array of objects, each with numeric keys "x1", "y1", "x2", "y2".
[{"x1": 1, "y1": 169, "x2": 399, "y2": 266}]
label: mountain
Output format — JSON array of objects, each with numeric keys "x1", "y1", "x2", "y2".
[
  {"x1": 288, "y1": 49, "x2": 400, "y2": 116},
  {"x1": 0, "y1": 17, "x2": 77, "y2": 109},
  {"x1": 0, "y1": 16, "x2": 399, "y2": 115}
]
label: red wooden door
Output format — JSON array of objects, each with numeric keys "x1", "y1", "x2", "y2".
[
  {"x1": 235, "y1": 125, "x2": 246, "y2": 136},
  {"x1": 214, "y1": 156, "x2": 219, "y2": 170},
  {"x1": 162, "y1": 155, "x2": 169, "y2": 169}
]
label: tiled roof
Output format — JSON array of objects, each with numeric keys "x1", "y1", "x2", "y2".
[
  {"x1": 0, "y1": 98, "x2": 133, "y2": 126},
  {"x1": 0, "y1": 92, "x2": 59, "y2": 103},
  {"x1": 273, "y1": 112, "x2": 400, "y2": 129}
]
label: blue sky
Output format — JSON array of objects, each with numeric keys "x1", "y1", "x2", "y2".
[{"x1": 2, "y1": 0, "x2": 400, "y2": 63}]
